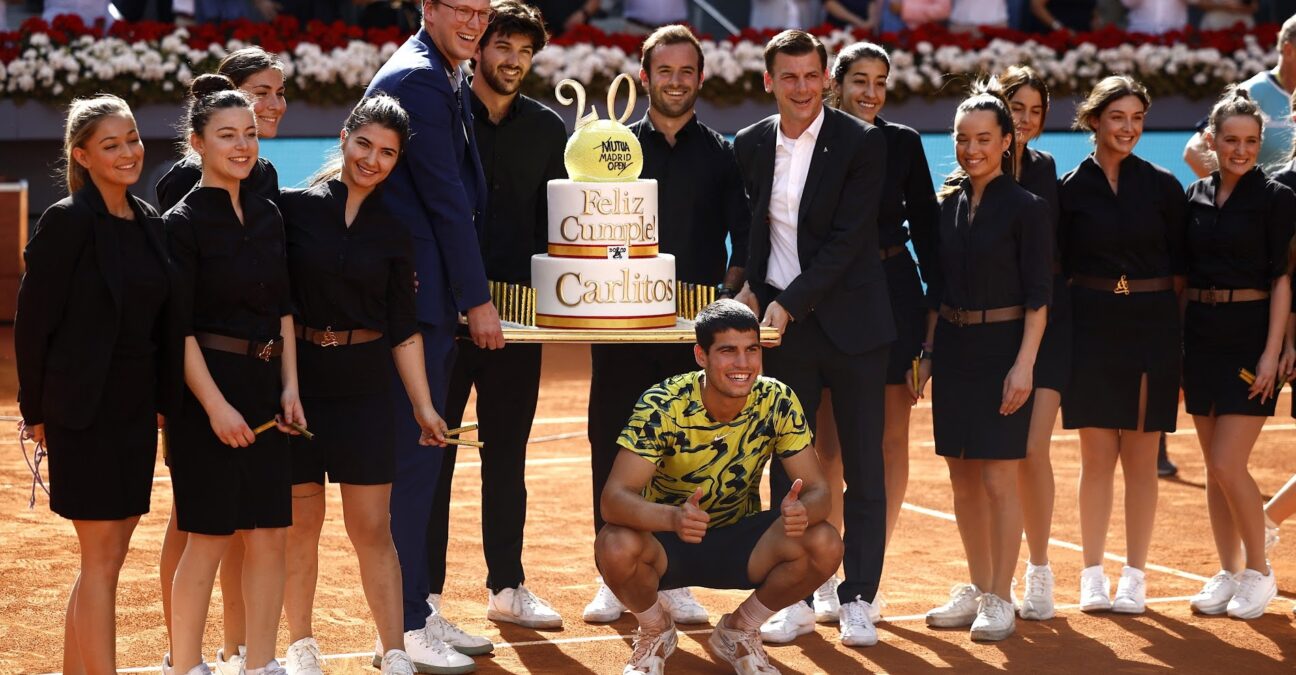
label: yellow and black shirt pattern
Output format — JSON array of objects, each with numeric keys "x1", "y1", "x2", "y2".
[{"x1": 617, "y1": 370, "x2": 812, "y2": 529}]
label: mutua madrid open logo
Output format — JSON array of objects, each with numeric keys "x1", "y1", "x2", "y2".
[{"x1": 593, "y1": 138, "x2": 636, "y2": 176}]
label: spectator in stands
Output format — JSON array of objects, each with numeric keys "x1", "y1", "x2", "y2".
[
  {"x1": 1197, "y1": 0, "x2": 1258, "y2": 30},
  {"x1": 949, "y1": 0, "x2": 1008, "y2": 30},
  {"x1": 750, "y1": 0, "x2": 821, "y2": 29},
  {"x1": 624, "y1": 0, "x2": 688, "y2": 31},
  {"x1": 1122, "y1": 0, "x2": 1188, "y2": 33},
  {"x1": 41, "y1": 0, "x2": 110, "y2": 23},
  {"x1": 825, "y1": 0, "x2": 877, "y2": 30},
  {"x1": 1028, "y1": 0, "x2": 1099, "y2": 31},
  {"x1": 532, "y1": 0, "x2": 600, "y2": 35},
  {"x1": 894, "y1": 0, "x2": 951, "y2": 28}
]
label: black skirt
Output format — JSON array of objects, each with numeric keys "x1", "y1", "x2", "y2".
[
  {"x1": 883, "y1": 251, "x2": 929, "y2": 385},
  {"x1": 932, "y1": 318, "x2": 1032, "y2": 460},
  {"x1": 1062, "y1": 287, "x2": 1181, "y2": 432},
  {"x1": 292, "y1": 390, "x2": 397, "y2": 486},
  {"x1": 1183, "y1": 299, "x2": 1276, "y2": 417},
  {"x1": 46, "y1": 356, "x2": 158, "y2": 520},
  {"x1": 1034, "y1": 272, "x2": 1073, "y2": 394},
  {"x1": 167, "y1": 348, "x2": 291, "y2": 535}
]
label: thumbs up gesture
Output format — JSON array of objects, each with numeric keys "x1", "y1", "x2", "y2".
[
  {"x1": 674, "y1": 487, "x2": 711, "y2": 543},
  {"x1": 781, "y1": 478, "x2": 808, "y2": 538}
]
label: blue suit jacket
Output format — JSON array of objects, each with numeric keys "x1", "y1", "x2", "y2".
[{"x1": 365, "y1": 29, "x2": 490, "y2": 325}]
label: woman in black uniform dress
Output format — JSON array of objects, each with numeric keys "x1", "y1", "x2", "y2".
[
  {"x1": 1059, "y1": 76, "x2": 1187, "y2": 616},
  {"x1": 164, "y1": 74, "x2": 305, "y2": 675},
  {"x1": 155, "y1": 46, "x2": 287, "y2": 672},
  {"x1": 279, "y1": 95, "x2": 448, "y2": 672},
  {"x1": 1182, "y1": 89, "x2": 1292, "y2": 620},
  {"x1": 1264, "y1": 95, "x2": 1296, "y2": 566},
  {"x1": 815, "y1": 42, "x2": 940, "y2": 617},
  {"x1": 998, "y1": 65, "x2": 1065, "y2": 620},
  {"x1": 16, "y1": 95, "x2": 178, "y2": 675},
  {"x1": 914, "y1": 87, "x2": 1052, "y2": 642}
]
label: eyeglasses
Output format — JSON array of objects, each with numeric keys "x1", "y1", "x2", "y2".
[{"x1": 436, "y1": 0, "x2": 496, "y2": 24}]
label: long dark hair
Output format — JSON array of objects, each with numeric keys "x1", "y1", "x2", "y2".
[
  {"x1": 309, "y1": 94, "x2": 412, "y2": 186},
  {"x1": 939, "y1": 79, "x2": 1015, "y2": 200},
  {"x1": 216, "y1": 46, "x2": 285, "y2": 87}
]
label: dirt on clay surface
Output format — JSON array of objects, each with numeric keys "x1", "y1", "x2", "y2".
[{"x1": 0, "y1": 336, "x2": 1293, "y2": 674}]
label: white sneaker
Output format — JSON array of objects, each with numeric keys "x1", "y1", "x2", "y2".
[
  {"x1": 658, "y1": 587, "x2": 709, "y2": 624},
  {"x1": 970, "y1": 593, "x2": 1015, "y2": 642},
  {"x1": 284, "y1": 637, "x2": 324, "y2": 675},
  {"x1": 425, "y1": 611, "x2": 493, "y2": 656},
  {"x1": 378, "y1": 650, "x2": 416, "y2": 675},
  {"x1": 1018, "y1": 563, "x2": 1055, "y2": 621},
  {"x1": 1227, "y1": 567, "x2": 1277, "y2": 619},
  {"x1": 1265, "y1": 516, "x2": 1280, "y2": 558},
  {"x1": 239, "y1": 659, "x2": 287, "y2": 675},
  {"x1": 868, "y1": 593, "x2": 884, "y2": 624},
  {"x1": 488, "y1": 585, "x2": 562, "y2": 629},
  {"x1": 839, "y1": 596, "x2": 878, "y2": 647},
  {"x1": 383, "y1": 630, "x2": 475, "y2": 675},
  {"x1": 1190, "y1": 570, "x2": 1238, "y2": 615},
  {"x1": 812, "y1": 576, "x2": 841, "y2": 623},
  {"x1": 163, "y1": 654, "x2": 212, "y2": 675},
  {"x1": 1079, "y1": 565, "x2": 1112, "y2": 612},
  {"x1": 708, "y1": 614, "x2": 780, "y2": 674},
  {"x1": 623, "y1": 622, "x2": 677, "y2": 675},
  {"x1": 1112, "y1": 566, "x2": 1146, "y2": 614},
  {"x1": 758, "y1": 601, "x2": 815, "y2": 644},
  {"x1": 925, "y1": 583, "x2": 981, "y2": 628},
  {"x1": 583, "y1": 577, "x2": 628, "y2": 623},
  {"x1": 215, "y1": 647, "x2": 245, "y2": 675}
]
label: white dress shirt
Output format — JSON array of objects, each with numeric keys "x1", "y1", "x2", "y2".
[
  {"x1": 766, "y1": 106, "x2": 825, "y2": 291},
  {"x1": 1121, "y1": 0, "x2": 1187, "y2": 35}
]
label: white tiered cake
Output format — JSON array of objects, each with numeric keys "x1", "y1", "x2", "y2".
[{"x1": 532, "y1": 76, "x2": 677, "y2": 329}]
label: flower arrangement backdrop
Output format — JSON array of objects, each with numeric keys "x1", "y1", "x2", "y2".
[{"x1": 0, "y1": 15, "x2": 1283, "y2": 106}]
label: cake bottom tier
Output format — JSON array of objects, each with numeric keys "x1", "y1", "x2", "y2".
[{"x1": 531, "y1": 254, "x2": 677, "y2": 329}]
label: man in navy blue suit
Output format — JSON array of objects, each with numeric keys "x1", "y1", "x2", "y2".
[{"x1": 365, "y1": 0, "x2": 503, "y2": 670}]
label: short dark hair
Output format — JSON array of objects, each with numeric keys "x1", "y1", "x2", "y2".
[
  {"x1": 695, "y1": 300, "x2": 760, "y2": 351},
  {"x1": 763, "y1": 30, "x2": 827, "y2": 73},
  {"x1": 641, "y1": 24, "x2": 704, "y2": 74},
  {"x1": 480, "y1": 0, "x2": 549, "y2": 52},
  {"x1": 216, "y1": 46, "x2": 284, "y2": 87},
  {"x1": 1074, "y1": 75, "x2": 1150, "y2": 133}
]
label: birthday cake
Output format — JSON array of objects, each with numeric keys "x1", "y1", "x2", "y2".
[{"x1": 532, "y1": 76, "x2": 677, "y2": 329}]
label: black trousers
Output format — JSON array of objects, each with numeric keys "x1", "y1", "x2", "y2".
[
  {"x1": 588, "y1": 342, "x2": 698, "y2": 535},
  {"x1": 764, "y1": 315, "x2": 889, "y2": 605},
  {"x1": 426, "y1": 340, "x2": 543, "y2": 593}
]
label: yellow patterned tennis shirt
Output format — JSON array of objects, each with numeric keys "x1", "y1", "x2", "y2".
[{"x1": 617, "y1": 370, "x2": 812, "y2": 528}]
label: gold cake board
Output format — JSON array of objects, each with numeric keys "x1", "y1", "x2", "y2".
[{"x1": 458, "y1": 318, "x2": 782, "y2": 345}]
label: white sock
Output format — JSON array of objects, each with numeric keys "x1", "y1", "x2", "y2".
[
  {"x1": 731, "y1": 594, "x2": 777, "y2": 633},
  {"x1": 633, "y1": 601, "x2": 669, "y2": 633}
]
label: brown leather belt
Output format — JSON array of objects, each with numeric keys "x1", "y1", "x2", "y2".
[
  {"x1": 1185, "y1": 287, "x2": 1270, "y2": 304},
  {"x1": 194, "y1": 331, "x2": 283, "y2": 361},
  {"x1": 1072, "y1": 274, "x2": 1173, "y2": 295},
  {"x1": 880, "y1": 244, "x2": 909, "y2": 261},
  {"x1": 939, "y1": 304, "x2": 1025, "y2": 327},
  {"x1": 294, "y1": 325, "x2": 384, "y2": 347}
]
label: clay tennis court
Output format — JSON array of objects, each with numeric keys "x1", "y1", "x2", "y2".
[{"x1": 0, "y1": 333, "x2": 1293, "y2": 674}]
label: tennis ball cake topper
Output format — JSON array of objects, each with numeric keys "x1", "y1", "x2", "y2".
[{"x1": 556, "y1": 73, "x2": 643, "y2": 182}]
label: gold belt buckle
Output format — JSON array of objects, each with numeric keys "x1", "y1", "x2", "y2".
[
  {"x1": 1202, "y1": 287, "x2": 1217, "y2": 305},
  {"x1": 257, "y1": 338, "x2": 275, "y2": 362},
  {"x1": 1113, "y1": 274, "x2": 1131, "y2": 295},
  {"x1": 320, "y1": 326, "x2": 340, "y2": 348},
  {"x1": 952, "y1": 307, "x2": 967, "y2": 327}
]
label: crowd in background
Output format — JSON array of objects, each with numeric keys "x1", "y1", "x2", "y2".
[{"x1": 6, "y1": 0, "x2": 1296, "y2": 37}]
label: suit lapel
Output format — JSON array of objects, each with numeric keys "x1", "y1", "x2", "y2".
[
  {"x1": 755, "y1": 121, "x2": 777, "y2": 218},
  {"x1": 82, "y1": 184, "x2": 122, "y2": 308},
  {"x1": 797, "y1": 110, "x2": 834, "y2": 227}
]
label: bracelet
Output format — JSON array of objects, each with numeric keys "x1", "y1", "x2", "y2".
[
  {"x1": 716, "y1": 285, "x2": 737, "y2": 300},
  {"x1": 920, "y1": 349, "x2": 934, "y2": 361}
]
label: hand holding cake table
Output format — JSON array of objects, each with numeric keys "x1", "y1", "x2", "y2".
[{"x1": 478, "y1": 74, "x2": 779, "y2": 345}]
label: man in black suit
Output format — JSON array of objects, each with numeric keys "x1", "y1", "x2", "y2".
[{"x1": 733, "y1": 29, "x2": 892, "y2": 648}]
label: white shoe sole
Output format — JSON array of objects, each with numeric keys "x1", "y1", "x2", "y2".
[
  {"x1": 446, "y1": 642, "x2": 493, "y2": 657},
  {"x1": 840, "y1": 631, "x2": 878, "y2": 647},
  {"x1": 486, "y1": 609, "x2": 563, "y2": 630},
  {"x1": 581, "y1": 608, "x2": 625, "y2": 623},
  {"x1": 372, "y1": 654, "x2": 475, "y2": 675},
  {"x1": 1111, "y1": 600, "x2": 1145, "y2": 614},
  {"x1": 1189, "y1": 598, "x2": 1230, "y2": 615},
  {"x1": 759, "y1": 622, "x2": 814, "y2": 644},
  {"x1": 925, "y1": 612, "x2": 976, "y2": 628},
  {"x1": 1227, "y1": 588, "x2": 1277, "y2": 620},
  {"x1": 970, "y1": 622, "x2": 1015, "y2": 642},
  {"x1": 1018, "y1": 603, "x2": 1055, "y2": 621},
  {"x1": 814, "y1": 608, "x2": 839, "y2": 624},
  {"x1": 1079, "y1": 599, "x2": 1112, "y2": 612}
]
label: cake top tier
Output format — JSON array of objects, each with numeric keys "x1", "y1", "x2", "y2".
[
  {"x1": 547, "y1": 179, "x2": 658, "y2": 259},
  {"x1": 557, "y1": 75, "x2": 643, "y2": 182}
]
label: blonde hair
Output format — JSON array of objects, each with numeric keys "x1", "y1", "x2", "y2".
[{"x1": 62, "y1": 94, "x2": 134, "y2": 194}]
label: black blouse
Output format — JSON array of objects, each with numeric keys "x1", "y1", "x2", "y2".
[
  {"x1": 156, "y1": 155, "x2": 280, "y2": 213},
  {"x1": 111, "y1": 214, "x2": 168, "y2": 358},
  {"x1": 1185, "y1": 168, "x2": 1295, "y2": 292},
  {"x1": 280, "y1": 180, "x2": 418, "y2": 396},
  {"x1": 875, "y1": 117, "x2": 940, "y2": 279},
  {"x1": 1271, "y1": 161, "x2": 1296, "y2": 312},
  {"x1": 1018, "y1": 147, "x2": 1060, "y2": 258},
  {"x1": 165, "y1": 187, "x2": 293, "y2": 343},
  {"x1": 1059, "y1": 154, "x2": 1187, "y2": 279},
  {"x1": 929, "y1": 175, "x2": 1053, "y2": 312}
]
